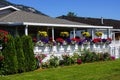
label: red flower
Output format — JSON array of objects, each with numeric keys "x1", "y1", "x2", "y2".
[
  {"x1": 71, "y1": 38, "x2": 80, "y2": 42},
  {"x1": 0, "y1": 30, "x2": 8, "y2": 43},
  {"x1": 92, "y1": 38, "x2": 101, "y2": 43},
  {"x1": 107, "y1": 38, "x2": 112, "y2": 41},
  {"x1": 56, "y1": 38, "x2": 64, "y2": 43},
  {"x1": 33, "y1": 38, "x2": 37, "y2": 42},
  {"x1": 77, "y1": 58, "x2": 82, "y2": 64},
  {"x1": 0, "y1": 30, "x2": 8, "y2": 36},
  {"x1": 4, "y1": 37, "x2": 8, "y2": 42}
]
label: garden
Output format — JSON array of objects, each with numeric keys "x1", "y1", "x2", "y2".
[{"x1": 0, "y1": 29, "x2": 114, "y2": 76}]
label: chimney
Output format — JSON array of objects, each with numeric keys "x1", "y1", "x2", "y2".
[{"x1": 101, "y1": 17, "x2": 104, "y2": 24}]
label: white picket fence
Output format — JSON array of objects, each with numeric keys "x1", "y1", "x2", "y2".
[
  {"x1": 109, "y1": 40, "x2": 120, "y2": 58},
  {"x1": 34, "y1": 41, "x2": 120, "y2": 59}
]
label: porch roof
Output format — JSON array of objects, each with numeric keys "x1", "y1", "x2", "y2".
[{"x1": 0, "y1": 10, "x2": 113, "y2": 29}]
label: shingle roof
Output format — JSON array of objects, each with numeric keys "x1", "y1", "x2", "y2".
[
  {"x1": 58, "y1": 16, "x2": 120, "y2": 29},
  {"x1": 0, "y1": 0, "x2": 47, "y2": 16},
  {"x1": 0, "y1": 11, "x2": 89, "y2": 26}
]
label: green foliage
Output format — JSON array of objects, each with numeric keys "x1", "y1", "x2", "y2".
[
  {"x1": 49, "y1": 55, "x2": 59, "y2": 67},
  {"x1": 71, "y1": 53, "x2": 80, "y2": 64},
  {"x1": 81, "y1": 50, "x2": 111, "y2": 63},
  {"x1": 60, "y1": 54, "x2": 72, "y2": 65},
  {"x1": 0, "y1": 51, "x2": 4, "y2": 75},
  {"x1": 67, "y1": 12, "x2": 77, "y2": 17},
  {"x1": 15, "y1": 36, "x2": 25, "y2": 73},
  {"x1": 22, "y1": 35, "x2": 36, "y2": 71},
  {"x1": 41, "y1": 62, "x2": 49, "y2": 68},
  {"x1": 2, "y1": 35, "x2": 18, "y2": 74}
]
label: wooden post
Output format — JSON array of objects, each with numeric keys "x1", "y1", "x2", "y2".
[
  {"x1": 25, "y1": 25, "x2": 28, "y2": 35},
  {"x1": 73, "y1": 28, "x2": 76, "y2": 38},
  {"x1": 52, "y1": 27, "x2": 54, "y2": 41}
]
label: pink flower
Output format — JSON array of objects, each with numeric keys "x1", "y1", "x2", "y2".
[
  {"x1": 111, "y1": 56, "x2": 115, "y2": 60},
  {"x1": 77, "y1": 59, "x2": 82, "y2": 64}
]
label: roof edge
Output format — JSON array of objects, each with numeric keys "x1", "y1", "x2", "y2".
[
  {"x1": 24, "y1": 22, "x2": 113, "y2": 29},
  {"x1": 0, "y1": 22, "x2": 113, "y2": 29},
  {"x1": 0, "y1": 6, "x2": 20, "y2": 11}
]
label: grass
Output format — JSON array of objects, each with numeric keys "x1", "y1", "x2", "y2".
[{"x1": 1, "y1": 59, "x2": 120, "y2": 80}]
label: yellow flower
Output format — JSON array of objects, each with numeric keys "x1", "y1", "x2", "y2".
[
  {"x1": 82, "y1": 32, "x2": 90, "y2": 37},
  {"x1": 95, "y1": 32, "x2": 103, "y2": 37},
  {"x1": 38, "y1": 31, "x2": 48, "y2": 37},
  {"x1": 60, "y1": 32, "x2": 69, "y2": 37}
]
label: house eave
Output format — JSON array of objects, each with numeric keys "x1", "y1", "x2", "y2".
[
  {"x1": 23, "y1": 22, "x2": 113, "y2": 29},
  {"x1": 0, "y1": 22, "x2": 113, "y2": 29}
]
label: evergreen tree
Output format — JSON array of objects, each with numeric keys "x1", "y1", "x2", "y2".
[
  {"x1": 67, "y1": 12, "x2": 77, "y2": 17},
  {"x1": 2, "y1": 35, "x2": 18, "y2": 74},
  {"x1": 22, "y1": 35, "x2": 36, "y2": 71},
  {"x1": 15, "y1": 35, "x2": 25, "y2": 73}
]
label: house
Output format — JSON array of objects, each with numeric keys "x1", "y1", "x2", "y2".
[
  {"x1": 0, "y1": 1, "x2": 114, "y2": 58},
  {"x1": 58, "y1": 16, "x2": 120, "y2": 40}
]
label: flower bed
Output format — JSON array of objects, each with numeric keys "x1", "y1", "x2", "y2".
[{"x1": 35, "y1": 50, "x2": 115, "y2": 68}]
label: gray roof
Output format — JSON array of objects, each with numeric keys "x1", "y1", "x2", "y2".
[{"x1": 0, "y1": 10, "x2": 89, "y2": 26}]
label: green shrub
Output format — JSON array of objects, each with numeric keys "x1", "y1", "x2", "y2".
[
  {"x1": 15, "y1": 36, "x2": 25, "y2": 73},
  {"x1": 103, "y1": 52, "x2": 111, "y2": 60},
  {"x1": 49, "y1": 55, "x2": 59, "y2": 68},
  {"x1": 0, "y1": 51, "x2": 4, "y2": 75},
  {"x1": 71, "y1": 53, "x2": 80, "y2": 64},
  {"x1": 60, "y1": 54, "x2": 72, "y2": 65},
  {"x1": 2, "y1": 35, "x2": 18, "y2": 74},
  {"x1": 22, "y1": 35, "x2": 36, "y2": 71}
]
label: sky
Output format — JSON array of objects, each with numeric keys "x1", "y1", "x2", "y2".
[{"x1": 7, "y1": 0, "x2": 120, "y2": 20}]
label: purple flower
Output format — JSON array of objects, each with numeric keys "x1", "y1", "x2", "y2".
[
  {"x1": 85, "y1": 37, "x2": 91, "y2": 42},
  {"x1": 78, "y1": 39, "x2": 85, "y2": 45},
  {"x1": 102, "y1": 39, "x2": 107, "y2": 43},
  {"x1": 41, "y1": 38, "x2": 49, "y2": 43},
  {"x1": 65, "y1": 38, "x2": 71, "y2": 44}
]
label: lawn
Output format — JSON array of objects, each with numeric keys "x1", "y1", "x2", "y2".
[{"x1": 1, "y1": 59, "x2": 120, "y2": 80}]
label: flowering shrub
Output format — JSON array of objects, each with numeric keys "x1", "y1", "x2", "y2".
[
  {"x1": 35, "y1": 54, "x2": 47, "y2": 63},
  {"x1": 82, "y1": 32, "x2": 90, "y2": 37},
  {"x1": 60, "y1": 54, "x2": 72, "y2": 65},
  {"x1": 60, "y1": 32, "x2": 69, "y2": 37},
  {"x1": 39, "y1": 51, "x2": 113, "y2": 69},
  {"x1": 38, "y1": 31, "x2": 48, "y2": 37},
  {"x1": 95, "y1": 32, "x2": 103, "y2": 37},
  {"x1": 0, "y1": 30, "x2": 8, "y2": 44},
  {"x1": 49, "y1": 55, "x2": 59, "y2": 67},
  {"x1": 35, "y1": 54, "x2": 47, "y2": 67}
]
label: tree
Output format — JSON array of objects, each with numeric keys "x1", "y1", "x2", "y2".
[
  {"x1": 2, "y1": 35, "x2": 18, "y2": 74},
  {"x1": 67, "y1": 12, "x2": 77, "y2": 17},
  {"x1": 22, "y1": 35, "x2": 36, "y2": 71},
  {"x1": 15, "y1": 36, "x2": 25, "y2": 73}
]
